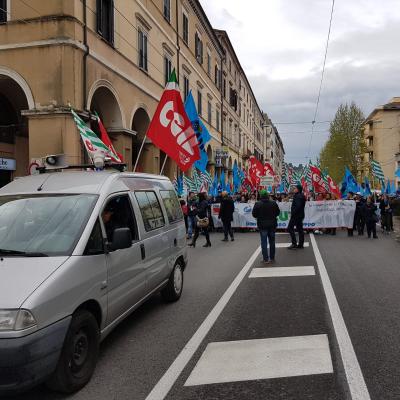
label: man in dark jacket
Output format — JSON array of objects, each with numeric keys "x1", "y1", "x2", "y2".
[
  {"x1": 287, "y1": 185, "x2": 306, "y2": 249},
  {"x1": 252, "y1": 190, "x2": 280, "y2": 263},
  {"x1": 219, "y1": 191, "x2": 235, "y2": 241}
]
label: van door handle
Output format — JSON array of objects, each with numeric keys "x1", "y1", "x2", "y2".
[
  {"x1": 140, "y1": 244, "x2": 145, "y2": 260},
  {"x1": 174, "y1": 238, "x2": 177, "y2": 247}
]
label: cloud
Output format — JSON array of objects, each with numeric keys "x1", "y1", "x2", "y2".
[{"x1": 200, "y1": 0, "x2": 400, "y2": 163}]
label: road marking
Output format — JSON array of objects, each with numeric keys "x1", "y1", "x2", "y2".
[
  {"x1": 184, "y1": 334, "x2": 333, "y2": 386},
  {"x1": 145, "y1": 246, "x2": 262, "y2": 400},
  {"x1": 310, "y1": 234, "x2": 371, "y2": 400},
  {"x1": 276, "y1": 242, "x2": 309, "y2": 248},
  {"x1": 249, "y1": 266, "x2": 315, "y2": 278}
]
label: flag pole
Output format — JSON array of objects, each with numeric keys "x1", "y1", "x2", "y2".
[
  {"x1": 160, "y1": 155, "x2": 168, "y2": 175},
  {"x1": 133, "y1": 134, "x2": 147, "y2": 172}
]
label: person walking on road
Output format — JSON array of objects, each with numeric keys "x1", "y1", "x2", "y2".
[
  {"x1": 219, "y1": 191, "x2": 235, "y2": 242},
  {"x1": 188, "y1": 192, "x2": 211, "y2": 248},
  {"x1": 252, "y1": 190, "x2": 280, "y2": 264},
  {"x1": 187, "y1": 192, "x2": 197, "y2": 240},
  {"x1": 362, "y1": 195, "x2": 378, "y2": 239},
  {"x1": 287, "y1": 184, "x2": 306, "y2": 249}
]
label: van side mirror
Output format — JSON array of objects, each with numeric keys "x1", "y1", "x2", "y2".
[{"x1": 110, "y1": 228, "x2": 132, "y2": 251}]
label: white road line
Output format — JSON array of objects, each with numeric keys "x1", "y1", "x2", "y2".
[
  {"x1": 310, "y1": 234, "x2": 371, "y2": 400},
  {"x1": 145, "y1": 246, "x2": 262, "y2": 400},
  {"x1": 249, "y1": 266, "x2": 315, "y2": 278},
  {"x1": 184, "y1": 334, "x2": 333, "y2": 386},
  {"x1": 276, "y1": 242, "x2": 309, "y2": 248}
]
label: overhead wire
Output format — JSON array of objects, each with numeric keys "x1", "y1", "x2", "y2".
[{"x1": 306, "y1": 0, "x2": 335, "y2": 161}]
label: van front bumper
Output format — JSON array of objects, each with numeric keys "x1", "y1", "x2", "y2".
[{"x1": 0, "y1": 316, "x2": 71, "y2": 394}]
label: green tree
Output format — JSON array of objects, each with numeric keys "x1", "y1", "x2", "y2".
[{"x1": 320, "y1": 102, "x2": 366, "y2": 183}]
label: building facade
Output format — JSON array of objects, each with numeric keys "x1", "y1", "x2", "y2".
[
  {"x1": 263, "y1": 114, "x2": 284, "y2": 176},
  {"x1": 0, "y1": 0, "x2": 277, "y2": 188},
  {"x1": 363, "y1": 97, "x2": 400, "y2": 189}
]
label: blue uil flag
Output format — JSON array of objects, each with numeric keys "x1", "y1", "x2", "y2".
[{"x1": 184, "y1": 91, "x2": 211, "y2": 173}]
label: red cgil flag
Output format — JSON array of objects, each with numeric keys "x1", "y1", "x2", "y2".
[
  {"x1": 249, "y1": 155, "x2": 264, "y2": 187},
  {"x1": 327, "y1": 175, "x2": 341, "y2": 199},
  {"x1": 310, "y1": 164, "x2": 328, "y2": 194},
  {"x1": 146, "y1": 70, "x2": 200, "y2": 171},
  {"x1": 94, "y1": 112, "x2": 123, "y2": 163}
]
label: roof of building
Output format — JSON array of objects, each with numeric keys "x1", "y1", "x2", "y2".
[
  {"x1": 189, "y1": 0, "x2": 224, "y2": 56},
  {"x1": 365, "y1": 97, "x2": 400, "y2": 122}
]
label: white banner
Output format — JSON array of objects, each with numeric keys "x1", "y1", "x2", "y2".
[{"x1": 211, "y1": 200, "x2": 356, "y2": 229}]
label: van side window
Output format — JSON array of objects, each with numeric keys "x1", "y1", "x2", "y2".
[
  {"x1": 134, "y1": 191, "x2": 165, "y2": 231},
  {"x1": 102, "y1": 195, "x2": 138, "y2": 243},
  {"x1": 84, "y1": 219, "x2": 104, "y2": 255},
  {"x1": 160, "y1": 190, "x2": 183, "y2": 223}
]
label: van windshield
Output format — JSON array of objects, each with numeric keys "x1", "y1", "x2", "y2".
[{"x1": 0, "y1": 194, "x2": 98, "y2": 256}]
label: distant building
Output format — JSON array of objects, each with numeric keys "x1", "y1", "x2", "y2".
[
  {"x1": 263, "y1": 114, "x2": 285, "y2": 176},
  {"x1": 363, "y1": 97, "x2": 400, "y2": 189}
]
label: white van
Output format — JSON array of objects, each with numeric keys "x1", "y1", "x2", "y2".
[{"x1": 0, "y1": 170, "x2": 187, "y2": 394}]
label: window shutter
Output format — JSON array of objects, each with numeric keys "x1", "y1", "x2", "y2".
[
  {"x1": 109, "y1": 0, "x2": 115, "y2": 45},
  {"x1": 144, "y1": 34, "x2": 148, "y2": 70},
  {"x1": 96, "y1": 0, "x2": 102, "y2": 34}
]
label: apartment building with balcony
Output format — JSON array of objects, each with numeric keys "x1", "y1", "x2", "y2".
[{"x1": 362, "y1": 97, "x2": 400, "y2": 189}]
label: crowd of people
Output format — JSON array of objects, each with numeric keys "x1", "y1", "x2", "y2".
[{"x1": 178, "y1": 187, "x2": 398, "y2": 254}]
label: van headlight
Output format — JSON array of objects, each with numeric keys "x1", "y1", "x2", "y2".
[{"x1": 0, "y1": 309, "x2": 37, "y2": 331}]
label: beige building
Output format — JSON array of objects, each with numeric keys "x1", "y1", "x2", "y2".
[
  {"x1": 0, "y1": 0, "x2": 274, "y2": 188},
  {"x1": 263, "y1": 114, "x2": 284, "y2": 176},
  {"x1": 215, "y1": 29, "x2": 266, "y2": 183},
  {"x1": 363, "y1": 97, "x2": 400, "y2": 189}
]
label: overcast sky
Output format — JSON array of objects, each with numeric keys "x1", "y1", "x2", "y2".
[{"x1": 201, "y1": 0, "x2": 400, "y2": 165}]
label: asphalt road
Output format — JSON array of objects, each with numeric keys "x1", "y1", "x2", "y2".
[{"x1": 7, "y1": 229, "x2": 400, "y2": 400}]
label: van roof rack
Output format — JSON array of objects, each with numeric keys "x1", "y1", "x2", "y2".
[{"x1": 37, "y1": 163, "x2": 127, "y2": 174}]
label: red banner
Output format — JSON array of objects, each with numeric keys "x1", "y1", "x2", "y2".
[
  {"x1": 249, "y1": 156, "x2": 264, "y2": 186},
  {"x1": 146, "y1": 79, "x2": 200, "y2": 171},
  {"x1": 310, "y1": 165, "x2": 328, "y2": 193}
]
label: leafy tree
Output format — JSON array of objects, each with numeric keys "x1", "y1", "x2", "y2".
[{"x1": 320, "y1": 102, "x2": 366, "y2": 182}]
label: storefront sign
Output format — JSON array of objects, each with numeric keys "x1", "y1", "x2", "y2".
[
  {"x1": 0, "y1": 158, "x2": 16, "y2": 171},
  {"x1": 211, "y1": 200, "x2": 356, "y2": 229}
]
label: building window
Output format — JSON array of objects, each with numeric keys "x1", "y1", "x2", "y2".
[
  {"x1": 138, "y1": 29, "x2": 148, "y2": 71},
  {"x1": 163, "y1": 0, "x2": 171, "y2": 22},
  {"x1": 164, "y1": 56, "x2": 172, "y2": 85},
  {"x1": 214, "y1": 65, "x2": 221, "y2": 88},
  {"x1": 216, "y1": 109, "x2": 220, "y2": 131},
  {"x1": 239, "y1": 130, "x2": 242, "y2": 147},
  {"x1": 229, "y1": 59, "x2": 231, "y2": 72},
  {"x1": 184, "y1": 76, "x2": 190, "y2": 101},
  {"x1": 182, "y1": 11, "x2": 189, "y2": 44},
  {"x1": 223, "y1": 78, "x2": 226, "y2": 99},
  {"x1": 229, "y1": 88, "x2": 238, "y2": 111},
  {"x1": 367, "y1": 137, "x2": 373, "y2": 147},
  {"x1": 207, "y1": 101, "x2": 212, "y2": 124},
  {"x1": 207, "y1": 53, "x2": 211, "y2": 76},
  {"x1": 195, "y1": 32, "x2": 203, "y2": 64},
  {"x1": 96, "y1": 0, "x2": 114, "y2": 44},
  {"x1": 197, "y1": 90, "x2": 202, "y2": 116},
  {"x1": 0, "y1": 0, "x2": 7, "y2": 23}
]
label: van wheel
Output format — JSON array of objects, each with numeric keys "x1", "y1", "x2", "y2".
[
  {"x1": 161, "y1": 260, "x2": 184, "y2": 302},
  {"x1": 47, "y1": 310, "x2": 99, "y2": 393}
]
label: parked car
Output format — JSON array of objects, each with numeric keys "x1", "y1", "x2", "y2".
[{"x1": 0, "y1": 170, "x2": 187, "y2": 395}]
